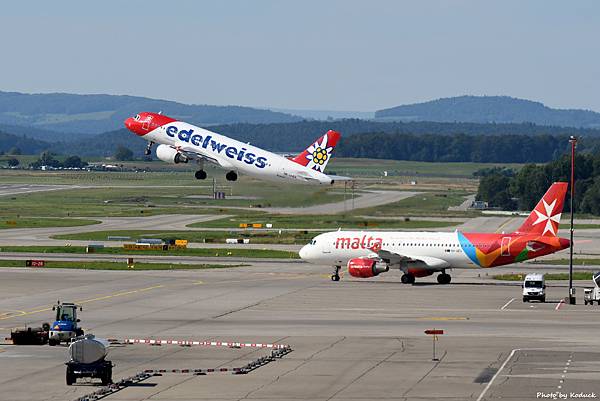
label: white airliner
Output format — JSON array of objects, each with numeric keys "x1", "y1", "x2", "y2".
[
  {"x1": 125, "y1": 112, "x2": 348, "y2": 185},
  {"x1": 299, "y1": 183, "x2": 571, "y2": 284}
]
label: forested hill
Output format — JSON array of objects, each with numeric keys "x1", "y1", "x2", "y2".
[
  {"x1": 0, "y1": 91, "x2": 301, "y2": 137},
  {"x1": 55, "y1": 119, "x2": 600, "y2": 160},
  {"x1": 375, "y1": 96, "x2": 600, "y2": 129}
]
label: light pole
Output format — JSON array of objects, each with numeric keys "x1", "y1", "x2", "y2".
[{"x1": 569, "y1": 136, "x2": 577, "y2": 305}]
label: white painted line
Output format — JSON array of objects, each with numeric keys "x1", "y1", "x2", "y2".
[
  {"x1": 555, "y1": 300, "x2": 565, "y2": 311},
  {"x1": 476, "y1": 348, "x2": 519, "y2": 401},
  {"x1": 500, "y1": 298, "x2": 516, "y2": 311}
]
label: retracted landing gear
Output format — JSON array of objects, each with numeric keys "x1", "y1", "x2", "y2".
[
  {"x1": 144, "y1": 141, "x2": 154, "y2": 156},
  {"x1": 437, "y1": 271, "x2": 452, "y2": 285},
  {"x1": 331, "y1": 266, "x2": 341, "y2": 282},
  {"x1": 401, "y1": 273, "x2": 415, "y2": 284},
  {"x1": 226, "y1": 171, "x2": 238, "y2": 181}
]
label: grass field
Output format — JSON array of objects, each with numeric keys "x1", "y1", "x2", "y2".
[
  {"x1": 0, "y1": 217, "x2": 100, "y2": 229},
  {"x1": 327, "y1": 159, "x2": 523, "y2": 178},
  {"x1": 529, "y1": 258, "x2": 600, "y2": 266},
  {"x1": 0, "y1": 245, "x2": 299, "y2": 259},
  {"x1": 0, "y1": 259, "x2": 245, "y2": 271},
  {"x1": 351, "y1": 190, "x2": 477, "y2": 217},
  {"x1": 494, "y1": 272, "x2": 595, "y2": 281},
  {"x1": 53, "y1": 229, "x2": 320, "y2": 244},
  {"x1": 190, "y1": 215, "x2": 460, "y2": 230}
]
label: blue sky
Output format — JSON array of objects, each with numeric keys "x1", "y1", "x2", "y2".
[{"x1": 1, "y1": 0, "x2": 599, "y2": 111}]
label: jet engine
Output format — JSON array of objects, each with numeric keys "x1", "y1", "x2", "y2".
[
  {"x1": 156, "y1": 144, "x2": 188, "y2": 164},
  {"x1": 347, "y1": 258, "x2": 389, "y2": 278}
]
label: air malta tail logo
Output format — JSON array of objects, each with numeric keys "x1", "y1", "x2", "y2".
[
  {"x1": 515, "y1": 182, "x2": 567, "y2": 237},
  {"x1": 532, "y1": 198, "x2": 562, "y2": 236}
]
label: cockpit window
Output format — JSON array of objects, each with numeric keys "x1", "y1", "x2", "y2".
[
  {"x1": 134, "y1": 114, "x2": 140, "y2": 121},
  {"x1": 310, "y1": 240, "x2": 317, "y2": 245}
]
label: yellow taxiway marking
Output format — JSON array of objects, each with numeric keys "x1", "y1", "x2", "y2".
[
  {"x1": 193, "y1": 280, "x2": 204, "y2": 285},
  {"x1": 495, "y1": 218, "x2": 514, "y2": 233},
  {"x1": 419, "y1": 317, "x2": 469, "y2": 321},
  {"x1": 0, "y1": 285, "x2": 164, "y2": 321}
]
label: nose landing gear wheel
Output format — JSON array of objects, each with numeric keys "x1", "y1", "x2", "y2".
[
  {"x1": 226, "y1": 171, "x2": 238, "y2": 181},
  {"x1": 401, "y1": 274, "x2": 415, "y2": 284},
  {"x1": 331, "y1": 274, "x2": 340, "y2": 281},
  {"x1": 144, "y1": 141, "x2": 154, "y2": 156},
  {"x1": 437, "y1": 273, "x2": 451, "y2": 284},
  {"x1": 195, "y1": 170, "x2": 207, "y2": 180}
]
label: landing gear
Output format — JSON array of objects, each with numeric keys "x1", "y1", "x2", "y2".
[
  {"x1": 195, "y1": 170, "x2": 207, "y2": 180},
  {"x1": 401, "y1": 273, "x2": 415, "y2": 284},
  {"x1": 331, "y1": 266, "x2": 341, "y2": 282},
  {"x1": 437, "y1": 272, "x2": 451, "y2": 285},
  {"x1": 144, "y1": 141, "x2": 154, "y2": 156},
  {"x1": 226, "y1": 171, "x2": 238, "y2": 181}
]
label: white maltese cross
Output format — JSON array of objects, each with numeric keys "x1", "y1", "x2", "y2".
[{"x1": 532, "y1": 199, "x2": 561, "y2": 235}]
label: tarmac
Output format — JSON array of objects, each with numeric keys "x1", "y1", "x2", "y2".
[{"x1": 1, "y1": 261, "x2": 599, "y2": 401}]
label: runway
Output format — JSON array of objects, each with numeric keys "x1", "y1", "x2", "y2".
[{"x1": 0, "y1": 262, "x2": 599, "y2": 401}]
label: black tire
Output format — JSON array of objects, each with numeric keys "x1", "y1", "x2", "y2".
[
  {"x1": 437, "y1": 273, "x2": 451, "y2": 285},
  {"x1": 75, "y1": 328, "x2": 84, "y2": 337},
  {"x1": 523, "y1": 297, "x2": 528, "y2": 303},
  {"x1": 541, "y1": 296, "x2": 546, "y2": 303},
  {"x1": 401, "y1": 274, "x2": 415, "y2": 284},
  {"x1": 66, "y1": 369, "x2": 74, "y2": 386},
  {"x1": 331, "y1": 274, "x2": 340, "y2": 281},
  {"x1": 49, "y1": 339, "x2": 58, "y2": 346},
  {"x1": 226, "y1": 171, "x2": 238, "y2": 181},
  {"x1": 195, "y1": 170, "x2": 207, "y2": 180}
]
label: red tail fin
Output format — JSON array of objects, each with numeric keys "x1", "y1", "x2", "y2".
[
  {"x1": 291, "y1": 130, "x2": 341, "y2": 172},
  {"x1": 514, "y1": 182, "x2": 568, "y2": 236}
]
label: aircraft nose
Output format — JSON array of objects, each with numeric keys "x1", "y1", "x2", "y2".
[
  {"x1": 299, "y1": 245, "x2": 310, "y2": 260},
  {"x1": 124, "y1": 117, "x2": 133, "y2": 130}
]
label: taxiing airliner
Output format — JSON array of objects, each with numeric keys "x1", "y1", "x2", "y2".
[
  {"x1": 125, "y1": 112, "x2": 348, "y2": 185},
  {"x1": 299, "y1": 182, "x2": 570, "y2": 284}
]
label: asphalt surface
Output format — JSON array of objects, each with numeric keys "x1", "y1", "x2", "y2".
[{"x1": 1, "y1": 262, "x2": 599, "y2": 401}]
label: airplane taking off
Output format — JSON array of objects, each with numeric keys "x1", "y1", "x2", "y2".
[
  {"x1": 299, "y1": 182, "x2": 571, "y2": 284},
  {"x1": 124, "y1": 112, "x2": 348, "y2": 185}
]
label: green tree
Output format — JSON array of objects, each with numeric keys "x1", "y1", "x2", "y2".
[
  {"x1": 62, "y1": 155, "x2": 87, "y2": 168},
  {"x1": 114, "y1": 146, "x2": 134, "y2": 161},
  {"x1": 7, "y1": 158, "x2": 19, "y2": 167},
  {"x1": 8, "y1": 147, "x2": 21, "y2": 155}
]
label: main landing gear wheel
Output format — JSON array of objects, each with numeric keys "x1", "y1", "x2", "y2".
[
  {"x1": 226, "y1": 171, "x2": 238, "y2": 181},
  {"x1": 331, "y1": 266, "x2": 341, "y2": 282},
  {"x1": 401, "y1": 274, "x2": 415, "y2": 284},
  {"x1": 437, "y1": 273, "x2": 451, "y2": 285},
  {"x1": 195, "y1": 170, "x2": 207, "y2": 180},
  {"x1": 144, "y1": 141, "x2": 154, "y2": 156}
]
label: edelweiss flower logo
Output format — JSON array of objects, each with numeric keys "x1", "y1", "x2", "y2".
[
  {"x1": 305, "y1": 134, "x2": 333, "y2": 171},
  {"x1": 532, "y1": 198, "x2": 562, "y2": 235}
]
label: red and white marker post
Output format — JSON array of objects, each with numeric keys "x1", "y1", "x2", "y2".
[{"x1": 424, "y1": 329, "x2": 444, "y2": 361}]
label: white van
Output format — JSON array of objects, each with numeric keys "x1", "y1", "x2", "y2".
[{"x1": 522, "y1": 273, "x2": 546, "y2": 302}]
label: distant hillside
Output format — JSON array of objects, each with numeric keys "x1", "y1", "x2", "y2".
[
  {"x1": 54, "y1": 119, "x2": 600, "y2": 158},
  {"x1": 0, "y1": 91, "x2": 302, "y2": 135},
  {"x1": 376, "y1": 96, "x2": 600, "y2": 128},
  {"x1": 0, "y1": 131, "x2": 51, "y2": 154}
]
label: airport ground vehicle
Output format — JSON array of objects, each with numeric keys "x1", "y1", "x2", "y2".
[
  {"x1": 66, "y1": 336, "x2": 112, "y2": 386},
  {"x1": 10, "y1": 323, "x2": 50, "y2": 345},
  {"x1": 300, "y1": 183, "x2": 570, "y2": 284},
  {"x1": 522, "y1": 273, "x2": 546, "y2": 302},
  {"x1": 125, "y1": 112, "x2": 350, "y2": 185},
  {"x1": 49, "y1": 301, "x2": 84, "y2": 346},
  {"x1": 583, "y1": 272, "x2": 600, "y2": 306}
]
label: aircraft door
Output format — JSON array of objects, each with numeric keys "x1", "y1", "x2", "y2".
[{"x1": 501, "y1": 237, "x2": 511, "y2": 256}]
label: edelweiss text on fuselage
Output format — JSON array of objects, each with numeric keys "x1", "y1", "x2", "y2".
[{"x1": 165, "y1": 125, "x2": 268, "y2": 169}]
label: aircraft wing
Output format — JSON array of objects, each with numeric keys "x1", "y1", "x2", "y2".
[
  {"x1": 374, "y1": 249, "x2": 450, "y2": 269},
  {"x1": 176, "y1": 145, "x2": 234, "y2": 169}
]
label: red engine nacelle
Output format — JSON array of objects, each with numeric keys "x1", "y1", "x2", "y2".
[
  {"x1": 407, "y1": 267, "x2": 434, "y2": 278},
  {"x1": 347, "y1": 258, "x2": 389, "y2": 278}
]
